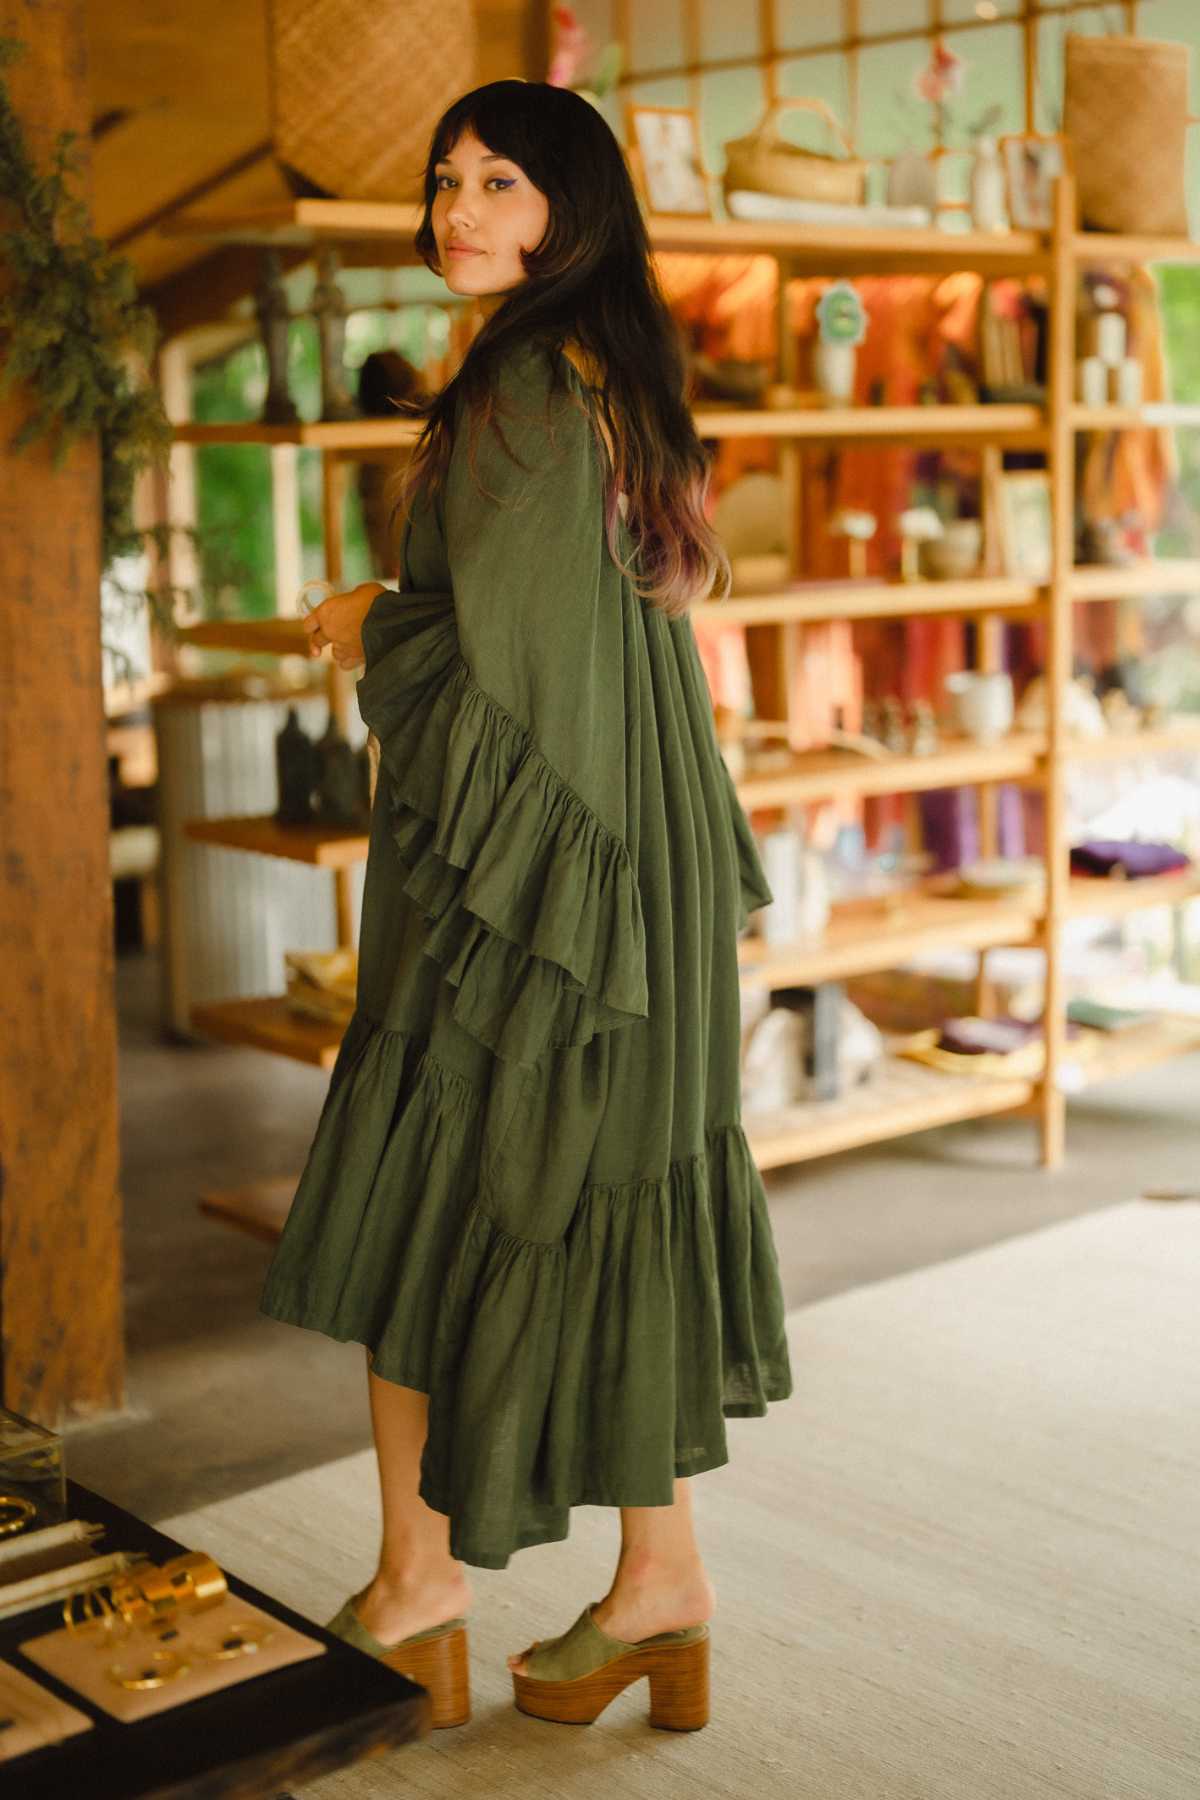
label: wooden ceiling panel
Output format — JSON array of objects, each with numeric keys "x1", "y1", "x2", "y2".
[
  {"x1": 87, "y1": 0, "x2": 271, "y2": 275},
  {"x1": 84, "y1": 0, "x2": 542, "y2": 303}
]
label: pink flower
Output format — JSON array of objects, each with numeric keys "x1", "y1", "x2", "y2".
[
  {"x1": 914, "y1": 41, "x2": 965, "y2": 105},
  {"x1": 547, "y1": 4, "x2": 591, "y2": 88}
]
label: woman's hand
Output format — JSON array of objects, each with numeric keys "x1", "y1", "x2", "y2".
[{"x1": 304, "y1": 582, "x2": 388, "y2": 670}]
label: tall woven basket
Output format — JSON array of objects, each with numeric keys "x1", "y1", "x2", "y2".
[
  {"x1": 1063, "y1": 33, "x2": 1193, "y2": 236},
  {"x1": 267, "y1": 0, "x2": 477, "y2": 203}
]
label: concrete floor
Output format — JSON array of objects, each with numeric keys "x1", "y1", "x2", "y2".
[{"x1": 63, "y1": 948, "x2": 1200, "y2": 1522}]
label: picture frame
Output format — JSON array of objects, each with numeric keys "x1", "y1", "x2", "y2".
[
  {"x1": 995, "y1": 471, "x2": 1052, "y2": 582},
  {"x1": 625, "y1": 104, "x2": 713, "y2": 218},
  {"x1": 998, "y1": 133, "x2": 1068, "y2": 232}
]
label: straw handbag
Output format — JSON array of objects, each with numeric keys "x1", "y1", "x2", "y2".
[
  {"x1": 1063, "y1": 33, "x2": 1193, "y2": 236},
  {"x1": 722, "y1": 97, "x2": 867, "y2": 210},
  {"x1": 267, "y1": 0, "x2": 476, "y2": 203}
]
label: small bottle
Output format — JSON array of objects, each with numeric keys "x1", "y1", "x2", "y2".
[{"x1": 970, "y1": 136, "x2": 1008, "y2": 234}]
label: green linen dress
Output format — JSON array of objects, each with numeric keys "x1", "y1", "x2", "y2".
[{"x1": 259, "y1": 335, "x2": 794, "y2": 1569}]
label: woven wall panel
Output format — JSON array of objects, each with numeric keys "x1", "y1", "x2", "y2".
[{"x1": 267, "y1": 0, "x2": 477, "y2": 203}]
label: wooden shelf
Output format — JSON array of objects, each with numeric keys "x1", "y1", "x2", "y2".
[
  {"x1": 693, "y1": 402, "x2": 1045, "y2": 446},
  {"x1": 745, "y1": 1057, "x2": 1035, "y2": 1170},
  {"x1": 1073, "y1": 402, "x2": 1200, "y2": 433},
  {"x1": 1066, "y1": 867, "x2": 1200, "y2": 920},
  {"x1": 648, "y1": 215, "x2": 1048, "y2": 274},
  {"x1": 175, "y1": 404, "x2": 1045, "y2": 452},
  {"x1": 1063, "y1": 721, "x2": 1200, "y2": 763},
  {"x1": 737, "y1": 892, "x2": 1039, "y2": 990},
  {"x1": 161, "y1": 198, "x2": 425, "y2": 248},
  {"x1": 184, "y1": 816, "x2": 369, "y2": 866},
  {"x1": 173, "y1": 418, "x2": 421, "y2": 449},
  {"x1": 178, "y1": 618, "x2": 311, "y2": 655},
  {"x1": 189, "y1": 997, "x2": 347, "y2": 1068},
  {"x1": 1068, "y1": 1017, "x2": 1200, "y2": 1087},
  {"x1": 160, "y1": 199, "x2": 1048, "y2": 275},
  {"x1": 1072, "y1": 232, "x2": 1200, "y2": 268},
  {"x1": 734, "y1": 731, "x2": 1045, "y2": 807},
  {"x1": 694, "y1": 576, "x2": 1041, "y2": 627},
  {"x1": 1068, "y1": 560, "x2": 1200, "y2": 600},
  {"x1": 199, "y1": 1177, "x2": 297, "y2": 1245}
]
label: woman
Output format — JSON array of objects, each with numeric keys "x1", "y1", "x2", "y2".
[{"x1": 259, "y1": 78, "x2": 793, "y2": 1732}]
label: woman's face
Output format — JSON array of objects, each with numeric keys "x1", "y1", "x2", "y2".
[{"x1": 431, "y1": 129, "x2": 549, "y2": 303}]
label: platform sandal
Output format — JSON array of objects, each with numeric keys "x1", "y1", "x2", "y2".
[
  {"x1": 324, "y1": 1595, "x2": 470, "y2": 1729},
  {"x1": 511, "y1": 1601, "x2": 710, "y2": 1730}
]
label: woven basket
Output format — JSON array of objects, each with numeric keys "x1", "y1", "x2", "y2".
[
  {"x1": 267, "y1": 0, "x2": 476, "y2": 204},
  {"x1": 722, "y1": 97, "x2": 866, "y2": 208},
  {"x1": 1063, "y1": 33, "x2": 1192, "y2": 236}
]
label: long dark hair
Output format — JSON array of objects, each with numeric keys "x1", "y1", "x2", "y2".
[{"x1": 387, "y1": 79, "x2": 730, "y2": 615}]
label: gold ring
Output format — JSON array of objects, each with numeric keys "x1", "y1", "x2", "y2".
[
  {"x1": 106, "y1": 1649, "x2": 190, "y2": 1691},
  {"x1": 0, "y1": 1495, "x2": 37, "y2": 1537},
  {"x1": 203, "y1": 1620, "x2": 274, "y2": 1660}
]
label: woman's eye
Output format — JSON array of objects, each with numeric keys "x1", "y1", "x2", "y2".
[{"x1": 434, "y1": 175, "x2": 515, "y2": 191}]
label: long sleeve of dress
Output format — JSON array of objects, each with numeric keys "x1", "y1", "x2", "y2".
[{"x1": 355, "y1": 341, "x2": 648, "y2": 1067}]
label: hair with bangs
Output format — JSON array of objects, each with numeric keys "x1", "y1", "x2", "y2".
[{"x1": 386, "y1": 79, "x2": 730, "y2": 615}]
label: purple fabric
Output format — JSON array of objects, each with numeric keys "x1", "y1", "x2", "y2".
[
  {"x1": 1070, "y1": 840, "x2": 1191, "y2": 878},
  {"x1": 937, "y1": 1015, "x2": 1082, "y2": 1055}
]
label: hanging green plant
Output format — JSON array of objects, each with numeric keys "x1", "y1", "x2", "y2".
[{"x1": 0, "y1": 32, "x2": 202, "y2": 649}]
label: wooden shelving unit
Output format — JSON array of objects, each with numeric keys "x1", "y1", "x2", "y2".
[
  {"x1": 1067, "y1": 559, "x2": 1200, "y2": 601},
  {"x1": 733, "y1": 732, "x2": 1046, "y2": 808},
  {"x1": 748, "y1": 1059, "x2": 1037, "y2": 1172},
  {"x1": 167, "y1": 180, "x2": 1200, "y2": 1210},
  {"x1": 694, "y1": 576, "x2": 1041, "y2": 626},
  {"x1": 183, "y1": 816, "x2": 370, "y2": 867},
  {"x1": 693, "y1": 401, "x2": 1046, "y2": 446},
  {"x1": 1063, "y1": 721, "x2": 1200, "y2": 763},
  {"x1": 189, "y1": 997, "x2": 344, "y2": 1069},
  {"x1": 1070, "y1": 1017, "x2": 1200, "y2": 1087},
  {"x1": 736, "y1": 891, "x2": 1041, "y2": 991},
  {"x1": 177, "y1": 618, "x2": 311, "y2": 656}
]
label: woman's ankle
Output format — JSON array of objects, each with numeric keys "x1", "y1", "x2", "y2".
[
  {"x1": 370, "y1": 1552, "x2": 468, "y2": 1596},
  {"x1": 613, "y1": 1544, "x2": 706, "y2": 1590}
]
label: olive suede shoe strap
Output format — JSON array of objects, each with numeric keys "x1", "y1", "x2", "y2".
[
  {"x1": 324, "y1": 1596, "x2": 467, "y2": 1657},
  {"x1": 525, "y1": 1602, "x2": 709, "y2": 1682}
]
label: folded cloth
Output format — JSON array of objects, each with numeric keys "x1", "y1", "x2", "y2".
[{"x1": 1070, "y1": 839, "x2": 1191, "y2": 879}]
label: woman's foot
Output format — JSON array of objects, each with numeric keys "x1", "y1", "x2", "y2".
[
  {"x1": 354, "y1": 1559, "x2": 473, "y2": 1648},
  {"x1": 507, "y1": 1553, "x2": 715, "y2": 1677}
]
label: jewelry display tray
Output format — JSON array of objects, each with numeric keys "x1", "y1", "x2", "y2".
[{"x1": 0, "y1": 1480, "x2": 427, "y2": 1799}]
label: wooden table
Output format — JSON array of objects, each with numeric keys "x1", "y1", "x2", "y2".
[{"x1": 1, "y1": 1480, "x2": 428, "y2": 1797}]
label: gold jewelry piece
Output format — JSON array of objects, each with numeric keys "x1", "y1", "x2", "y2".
[
  {"x1": 63, "y1": 1583, "x2": 128, "y2": 1644},
  {"x1": 200, "y1": 1620, "x2": 274, "y2": 1661},
  {"x1": 108, "y1": 1553, "x2": 228, "y2": 1632},
  {"x1": 106, "y1": 1648, "x2": 190, "y2": 1691},
  {"x1": 0, "y1": 1494, "x2": 37, "y2": 1538},
  {"x1": 162, "y1": 1552, "x2": 227, "y2": 1613}
]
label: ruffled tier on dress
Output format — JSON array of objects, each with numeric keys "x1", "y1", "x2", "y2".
[
  {"x1": 355, "y1": 592, "x2": 648, "y2": 1068},
  {"x1": 258, "y1": 1009, "x2": 794, "y2": 1569}
]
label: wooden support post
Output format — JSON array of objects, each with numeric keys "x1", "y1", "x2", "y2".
[
  {"x1": 0, "y1": 0, "x2": 124, "y2": 1422},
  {"x1": 1039, "y1": 167, "x2": 1076, "y2": 1169}
]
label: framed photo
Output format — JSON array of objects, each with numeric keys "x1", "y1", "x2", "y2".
[
  {"x1": 999, "y1": 133, "x2": 1068, "y2": 231},
  {"x1": 995, "y1": 471, "x2": 1052, "y2": 582},
  {"x1": 625, "y1": 104, "x2": 712, "y2": 218}
]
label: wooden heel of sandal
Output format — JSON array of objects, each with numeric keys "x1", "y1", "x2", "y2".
[
  {"x1": 512, "y1": 1630, "x2": 710, "y2": 1730},
  {"x1": 647, "y1": 1632, "x2": 709, "y2": 1731},
  {"x1": 383, "y1": 1624, "x2": 470, "y2": 1730}
]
